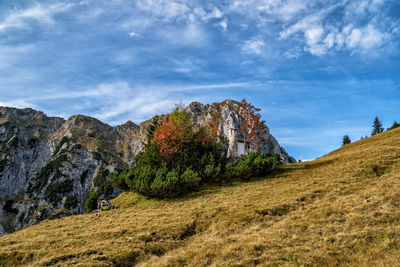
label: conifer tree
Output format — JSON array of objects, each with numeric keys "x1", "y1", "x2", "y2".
[
  {"x1": 146, "y1": 115, "x2": 161, "y2": 144},
  {"x1": 342, "y1": 135, "x2": 351, "y2": 146},
  {"x1": 371, "y1": 117, "x2": 384, "y2": 136},
  {"x1": 387, "y1": 121, "x2": 400, "y2": 131}
]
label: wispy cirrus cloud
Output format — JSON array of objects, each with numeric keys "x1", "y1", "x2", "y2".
[
  {"x1": 0, "y1": 81, "x2": 255, "y2": 124},
  {"x1": 0, "y1": 2, "x2": 73, "y2": 31}
]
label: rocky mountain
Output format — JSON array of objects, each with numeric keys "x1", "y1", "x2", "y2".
[{"x1": 0, "y1": 100, "x2": 295, "y2": 236}]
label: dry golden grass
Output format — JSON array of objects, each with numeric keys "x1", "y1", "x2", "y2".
[{"x1": 1, "y1": 128, "x2": 400, "y2": 266}]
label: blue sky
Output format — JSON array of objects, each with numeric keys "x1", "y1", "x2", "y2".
[{"x1": 0, "y1": 0, "x2": 399, "y2": 160}]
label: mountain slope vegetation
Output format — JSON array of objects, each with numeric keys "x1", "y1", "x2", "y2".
[{"x1": 1, "y1": 128, "x2": 400, "y2": 266}]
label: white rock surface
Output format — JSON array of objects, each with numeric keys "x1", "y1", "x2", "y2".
[{"x1": 186, "y1": 100, "x2": 296, "y2": 163}]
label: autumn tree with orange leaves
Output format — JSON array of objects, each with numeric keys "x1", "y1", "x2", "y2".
[
  {"x1": 208, "y1": 110, "x2": 222, "y2": 142},
  {"x1": 153, "y1": 105, "x2": 192, "y2": 157},
  {"x1": 239, "y1": 99, "x2": 268, "y2": 152},
  {"x1": 153, "y1": 104, "x2": 210, "y2": 158}
]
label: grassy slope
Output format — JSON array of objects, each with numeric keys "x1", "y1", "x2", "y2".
[{"x1": 1, "y1": 128, "x2": 400, "y2": 266}]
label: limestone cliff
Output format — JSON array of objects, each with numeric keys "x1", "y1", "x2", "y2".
[
  {"x1": 0, "y1": 100, "x2": 294, "y2": 236},
  {"x1": 186, "y1": 100, "x2": 295, "y2": 162}
]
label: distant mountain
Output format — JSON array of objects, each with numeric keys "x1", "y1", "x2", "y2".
[{"x1": 0, "y1": 100, "x2": 294, "y2": 236}]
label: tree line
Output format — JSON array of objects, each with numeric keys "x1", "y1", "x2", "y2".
[{"x1": 342, "y1": 117, "x2": 399, "y2": 146}]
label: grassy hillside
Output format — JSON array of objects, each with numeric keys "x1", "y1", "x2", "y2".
[{"x1": 1, "y1": 128, "x2": 400, "y2": 266}]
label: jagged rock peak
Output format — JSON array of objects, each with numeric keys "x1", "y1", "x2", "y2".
[{"x1": 117, "y1": 120, "x2": 139, "y2": 129}]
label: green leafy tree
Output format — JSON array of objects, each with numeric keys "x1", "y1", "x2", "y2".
[
  {"x1": 372, "y1": 117, "x2": 384, "y2": 136},
  {"x1": 387, "y1": 121, "x2": 400, "y2": 131},
  {"x1": 342, "y1": 135, "x2": 351, "y2": 146},
  {"x1": 85, "y1": 190, "x2": 99, "y2": 213}
]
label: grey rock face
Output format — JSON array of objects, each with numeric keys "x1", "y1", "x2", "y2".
[
  {"x1": 0, "y1": 100, "x2": 295, "y2": 236},
  {"x1": 186, "y1": 100, "x2": 296, "y2": 163},
  {"x1": 0, "y1": 107, "x2": 136, "y2": 236}
]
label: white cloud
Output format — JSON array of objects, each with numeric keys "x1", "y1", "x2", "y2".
[
  {"x1": 129, "y1": 32, "x2": 140, "y2": 37},
  {"x1": 344, "y1": 0, "x2": 387, "y2": 19},
  {"x1": 208, "y1": 7, "x2": 223, "y2": 19},
  {"x1": 229, "y1": 0, "x2": 309, "y2": 22},
  {"x1": 0, "y1": 3, "x2": 73, "y2": 31},
  {"x1": 279, "y1": 1, "x2": 396, "y2": 56},
  {"x1": 242, "y1": 38, "x2": 266, "y2": 54},
  {"x1": 346, "y1": 28, "x2": 362, "y2": 49},
  {"x1": 220, "y1": 19, "x2": 228, "y2": 31},
  {"x1": 279, "y1": 4, "x2": 340, "y2": 39},
  {"x1": 240, "y1": 60, "x2": 254, "y2": 65},
  {"x1": 283, "y1": 48, "x2": 302, "y2": 58},
  {"x1": 166, "y1": 82, "x2": 252, "y2": 92},
  {"x1": 1, "y1": 81, "x2": 254, "y2": 124},
  {"x1": 305, "y1": 25, "x2": 324, "y2": 46},
  {"x1": 0, "y1": 100, "x2": 38, "y2": 109},
  {"x1": 136, "y1": 0, "x2": 190, "y2": 22},
  {"x1": 272, "y1": 0, "x2": 309, "y2": 21},
  {"x1": 89, "y1": 82, "x2": 253, "y2": 123},
  {"x1": 357, "y1": 24, "x2": 389, "y2": 50},
  {"x1": 172, "y1": 58, "x2": 202, "y2": 74},
  {"x1": 160, "y1": 23, "x2": 209, "y2": 47}
]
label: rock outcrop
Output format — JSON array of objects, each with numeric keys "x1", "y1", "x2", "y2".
[
  {"x1": 186, "y1": 100, "x2": 296, "y2": 162},
  {"x1": 0, "y1": 100, "x2": 295, "y2": 236}
]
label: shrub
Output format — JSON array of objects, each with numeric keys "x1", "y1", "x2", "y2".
[
  {"x1": 132, "y1": 165, "x2": 157, "y2": 194},
  {"x1": 200, "y1": 152, "x2": 222, "y2": 180},
  {"x1": 93, "y1": 167, "x2": 112, "y2": 196},
  {"x1": 85, "y1": 190, "x2": 99, "y2": 213},
  {"x1": 226, "y1": 152, "x2": 282, "y2": 180},
  {"x1": 150, "y1": 168, "x2": 180, "y2": 198},
  {"x1": 53, "y1": 136, "x2": 70, "y2": 156},
  {"x1": 110, "y1": 170, "x2": 129, "y2": 190},
  {"x1": 120, "y1": 137, "x2": 226, "y2": 198},
  {"x1": 64, "y1": 195, "x2": 78, "y2": 209},
  {"x1": 44, "y1": 179, "x2": 74, "y2": 203},
  {"x1": 29, "y1": 153, "x2": 68, "y2": 193},
  {"x1": 180, "y1": 168, "x2": 201, "y2": 190},
  {"x1": 3, "y1": 199, "x2": 18, "y2": 214},
  {"x1": 92, "y1": 151, "x2": 102, "y2": 161}
]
